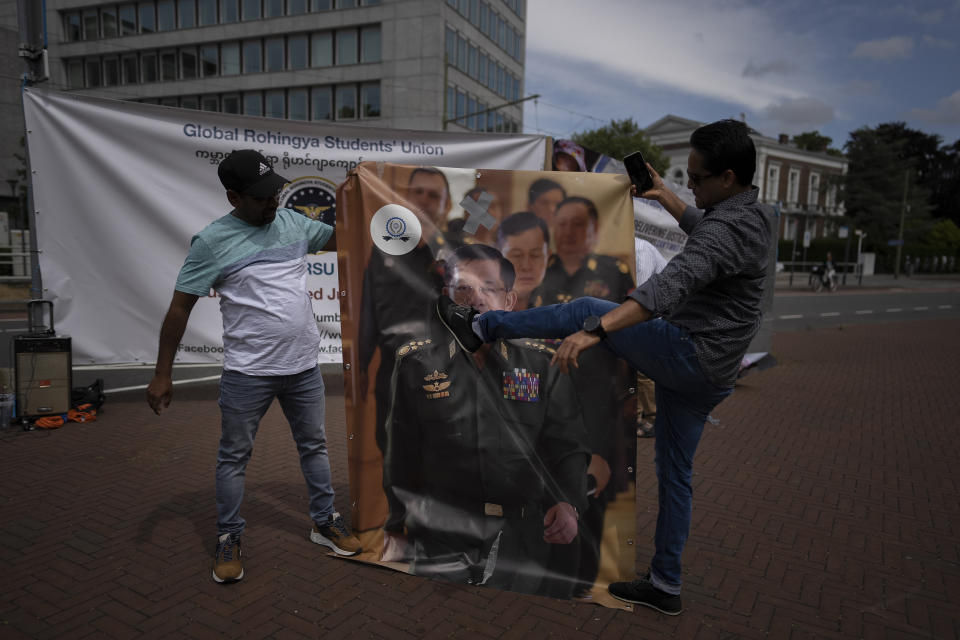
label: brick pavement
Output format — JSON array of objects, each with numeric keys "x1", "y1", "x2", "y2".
[{"x1": 1, "y1": 318, "x2": 959, "y2": 639}]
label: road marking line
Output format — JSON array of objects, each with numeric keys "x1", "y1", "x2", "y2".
[
  {"x1": 821, "y1": 312, "x2": 841, "y2": 317},
  {"x1": 939, "y1": 305, "x2": 953, "y2": 309},
  {"x1": 914, "y1": 306, "x2": 929, "y2": 311},
  {"x1": 779, "y1": 314, "x2": 803, "y2": 319},
  {"x1": 886, "y1": 308, "x2": 902, "y2": 312},
  {"x1": 855, "y1": 310, "x2": 874, "y2": 315}
]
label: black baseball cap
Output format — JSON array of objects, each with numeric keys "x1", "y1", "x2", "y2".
[{"x1": 217, "y1": 149, "x2": 289, "y2": 197}]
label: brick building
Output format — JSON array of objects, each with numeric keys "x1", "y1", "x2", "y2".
[{"x1": 646, "y1": 115, "x2": 847, "y2": 241}]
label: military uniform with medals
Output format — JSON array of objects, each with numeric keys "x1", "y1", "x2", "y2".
[
  {"x1": 529, "y1": 252, "x2": 637, "y2": 596},
  {"x1": 383, "y1": 318, "x2": 589, "y2": 596}
]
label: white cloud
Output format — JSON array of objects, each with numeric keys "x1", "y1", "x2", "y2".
[
  {"x1": 852, "y1": 36, "x2": 914, "y2": 60},
  {"x1": 742, "y1": 60, "x2": 796, "y2": 78},
  {"x1": 525, "y1": 0, "x2": 823, "y2": 115},
  {"x1": 922, "y1": 34, "x2": 955, "y2": 49},
  {"x1": 764, "y1": 97, "x2": 836, "y2": 129},
  {"x1": 906, "y1": 90, "x2": 960, "y2": 124}
]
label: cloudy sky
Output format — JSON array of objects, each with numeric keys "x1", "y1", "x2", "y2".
[{"x1": 521, "y1": 0, "x2": 960, "y2": 150}]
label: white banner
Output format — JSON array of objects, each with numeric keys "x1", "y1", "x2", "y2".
[{"x1": 22, "y1": 89, "x2": 547, "y2": 365}]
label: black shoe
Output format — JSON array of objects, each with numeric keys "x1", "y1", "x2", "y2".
[
  {"x1": 608, "y1": 577, "x2": 682, "y2": 615},
  {"x1": 436, "y1": 296, "x2": 483, "y2": 352}
]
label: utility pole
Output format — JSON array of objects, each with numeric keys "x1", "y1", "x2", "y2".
[
  {"x1": 894, "y1": 169, "x2": 909, "y2": 279},
  {"x1": 16, "y1": 0, "x2": 48, "y2": 299}
]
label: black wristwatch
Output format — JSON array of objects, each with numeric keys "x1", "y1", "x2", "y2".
[{"x1": 583, "y1": 315, "x2": 607, "y2": 340}]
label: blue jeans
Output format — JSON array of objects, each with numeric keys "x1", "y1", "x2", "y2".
[
  {"x1": 216, "y1": 365, "x2": 334, "y2": 535},
  {"x1": 478, "y1": 298, "x2": 732, "y2": 594}
]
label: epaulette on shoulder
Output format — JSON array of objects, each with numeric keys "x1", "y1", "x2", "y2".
[
  {"x1": 512, "y1": 339, "x2": 556, "y2": 357},
  {"x1": 396, "y1": 338, "x2": 434, "y2": 358}
]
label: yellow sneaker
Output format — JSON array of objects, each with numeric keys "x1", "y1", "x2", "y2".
[
  {"x1": 212, "y1": 533, "x2": 244, "y2": 583},
  {"x1": 310, "y1": 512, "x2": 361, "y2": 556}
]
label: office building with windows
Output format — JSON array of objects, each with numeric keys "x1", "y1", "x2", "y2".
[{"x1": 40, "y1": 0, "x2": 525, "y2": 132}]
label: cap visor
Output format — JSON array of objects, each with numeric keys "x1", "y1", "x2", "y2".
[{"x1": 243, "y1": 172, "x2": 289, "y2": 197}]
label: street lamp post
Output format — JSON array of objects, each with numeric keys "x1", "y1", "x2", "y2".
[{"x1": 855, "y1": 230, "x2": 867, "y2": 286}]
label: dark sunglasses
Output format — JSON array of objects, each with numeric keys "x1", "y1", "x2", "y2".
[{"x1": 686, "y1": 170, "x2": 720, "y2": 186}]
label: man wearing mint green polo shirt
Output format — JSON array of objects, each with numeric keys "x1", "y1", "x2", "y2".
[{"x1": 147, "y1": 149, "x2": 360, "y2": 584}]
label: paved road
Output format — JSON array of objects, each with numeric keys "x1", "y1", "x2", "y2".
[
  {"x1": 2, "y1": 318, "x2": 958, "y2": 638},
  {"x1": 772, "y1": 289, "x2": 960, "y2": 330}
]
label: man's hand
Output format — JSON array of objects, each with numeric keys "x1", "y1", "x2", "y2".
[
  {"x1": 587, "y1": 454, "x2": 611, "y2": 495},
  {"x1": 543, "y1": 502, "x2": 578, "y2": 544},
  {"x1": 630, "y1": 163, "x2": 688, "y2": 223},
  {"x1": 550, "y1": 330, "x2": 600, "y2": 374},
  {"x1": 146, "y1": 375, "x2": 173, "y2": 415},
  {"x1": 381, "y1": 530, "x2": 412, "y2": 562}
]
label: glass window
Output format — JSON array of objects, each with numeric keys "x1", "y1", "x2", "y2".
[
  {"x1": 85, "y1": 59, "x2": 101, "y2": 87},
  {"x1": 446, "y1": 85, "x2": 455, "y2": 119},
  {"x1": 243, "y1": 92, "x2": 262, "y2": 116},
  {"x1": 139, "y1": 2, "x2": 156, "y2": 32},
  {"x1": 289, "y1": 88, "x2": 308, "y2": 120},
  {"x1": 289, "y1": 0, "x2": 307, "y2": 13},
  {"x1": 242, "y1": 0, "x2": 261, "y2": 20},
  {"x1": 338, "y1": 0, "x2": 357, "y2": 7},
  {"x1": 157, "y1": 0, "x2": 175, "y2": 30},
  {"x1": 336, "y1": 85, "x2": 356, "y2": 119},
  {"x1": 221, "y1": 42, "x2": 240, "y2": 74},
  {"x1": 361, "y1": 25, "x2": 380, "y2": 62},
  {"x1": 65, "y1": 13, "x2": 81, "y2": 41},
  {"x1": 486, "y1": 110, "x2": 494, "y2": 132},
  {"x1": 180, "y1": 96, "x2": 199, "y2": 109},
  {"x1": 479, "y1": 1, "x2": 487, "y2": 32},
  {"x1": 336, "y1": 29, "x2": 358, "y2": 65},
  {"x1": 82, "y1": 9, "x2": 99, "y2": 39},
  {"x1": 361, "y1": 0, "x2": 380, "y2": 4},
  {"x1": 264, "y1": 0, "x2": 284, "y2": 17},
  {"x1": 478, "y1": 53, "x2": 486, "y2": 85},
  {"x1": 243, "y1": 40, "x2": 262, "y2": 73},
  {"x1": 457, "y1": 34, "x2": 467, "y2": 71},
  {"x1": 121, "y1": 55, "x2": 138, "y2": 83},
  {"x1": 119, "y1": 4, "x2": 137, "y2": 35},
  {"x1": 265, "y1": 90, "x2": 285, "y2": 118},
  {"x1": 311, "y1": 86, "x2": 332, "y2": 120},
  {"x1": 160, "y1": 97, "x2": 179, "y2": 107},
  {"x1": 455, "y1": 89, "x2": 465, "y2": 121},
  {"x1": 265, "y1": 37, "x2": 284, "y2": 71},
  {"x1": 102, "y1": 6, "x2": 118, "y2": 38},
  {"x1": 288, "y1": 35, "x2": 308, "y2": 69},
  {"x1": 312, "y1": 0, "x2": 332, "y2": 9},
  {"x1": 361, "y1": 82, "x2": 380, "y2": 118},
  {"x1": 458, "y1": 0, "x2": 467, "y2": 16},
  {"x1": 467, "y1": 96, "x2": 476, "y2": 129},
  {"x1": 222, "y1": 94, "x2": 241, "y2": 113},
  {"x1": 178, "y1": 0, "x2": 196, "y2": 27},
  {"x1": 200, "y1": 44, "x2": 218, "y2": 76},
  {"x1": 445, "y1": 27, "x2": 456, "y2": 64},
  {"x1": 311, "y1": 32, "x2": 333, "y2": 66},
  {"x1": 180, "y1": 48, "x2": 198, "y2": 78},
  {"x1": 102, "y1": 58, "x2": 119, "y2": 85},
  {"x1": 198, "y1": 0, "x2": 217, "y2": 24},
  {"x1": 468, "y1": 44, "x2": 477, "y2": 78},
  {"x1": 160, "y1": 51, "x2": 177, "y2": 81},
  {"x1": 201, "y1": 95, "x2": 220, "y2": 111},
  {"x1": 67, "y1": 60, "x2": 84, "y2": 88},
  {"x1": 141, "y1": 52, "x2": 158, "y2": 82},
  {"x1": 221, "y1": 0, "x2": 239, "y2": 21}
]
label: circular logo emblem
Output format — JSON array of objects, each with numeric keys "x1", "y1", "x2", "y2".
[
  {"x1": 371, "y1": 204, "x2": 421, "y2": 255},
  {"x1": 279, "y1": 176, "x2": 338, "y2": 226}
]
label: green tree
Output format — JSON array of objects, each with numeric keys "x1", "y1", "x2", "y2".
[
  {"x1": 923, "y1": 218, "x2": 960, "y2": 253},
  {"x1": 571, "y1": 118, "x2": 669, "y2": 175},
  {"x1": 792, "y1": 131, "x2": 833, "y2": 153},
  {"x1": 843, "y1": 123, "x2": 936, "y2": 251}
]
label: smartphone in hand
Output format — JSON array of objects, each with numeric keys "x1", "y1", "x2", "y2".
[{"x1": 624, "y1": 151, "x2": 654, "y2": 194}]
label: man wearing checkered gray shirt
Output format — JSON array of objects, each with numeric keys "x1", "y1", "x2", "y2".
[{"x1": 439, "y1": 119, "x2": 774, "y2": 615}]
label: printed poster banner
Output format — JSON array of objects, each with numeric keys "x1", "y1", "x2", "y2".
[
  {"x1": 337, "y1": 161, "x2": 637, "y2": 608},
  {"x1": 21, "y1": 88, "x2": 548, "y2": 364}
]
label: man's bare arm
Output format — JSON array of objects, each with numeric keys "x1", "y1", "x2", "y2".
[{"x1": 147, "y1": 290, "x2": 200, "y2": 415}]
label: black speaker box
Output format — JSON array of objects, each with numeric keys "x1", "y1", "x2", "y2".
[{"x1": 14, "y1": 335, "x2": 72, "y2": 417}]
